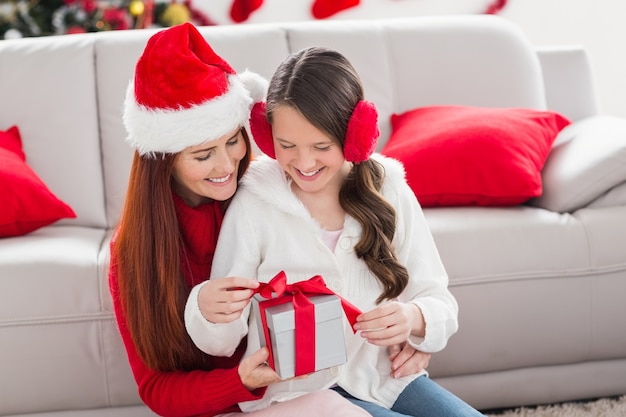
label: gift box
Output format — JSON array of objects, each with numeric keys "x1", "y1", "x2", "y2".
[
  {"x1": 251, "y1": 271, "x2": 361, "y2": 379},
  {"x1": 252, "y1": 293, "x2": 347, "y2": 379}
]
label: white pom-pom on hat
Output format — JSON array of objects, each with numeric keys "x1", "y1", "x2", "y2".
[{"x1": 239, "y1": 70, "x2": 269, "y2": 103}]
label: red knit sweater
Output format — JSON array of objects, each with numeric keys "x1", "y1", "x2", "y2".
[{"x1": 108, "y1": 193, "x2": 264, "y2": 417}]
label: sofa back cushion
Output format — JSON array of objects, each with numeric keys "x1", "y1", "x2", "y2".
[
  {"x1": 0, "y1": 15, "x2": 553, "y2": 231},
  {"x1": 98, "y1": 16, "x2": 549, "y2": 226},
  {"x1": 283, "y1": 15, "x2": 547, "y2": 151},
  {"x1": 0, "y1": 35, "x2": 107, "y2": 229}
]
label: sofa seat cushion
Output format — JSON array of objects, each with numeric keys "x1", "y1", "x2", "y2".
[
  {"x1": 2, "y1": 406, "x2": 157, "y2": 417},
  {"x1": 424, "y1": 205, "x2": 626, "y2": 378},
  {"x1": 0, "y1": 226, "x2": 140, "y2": 415},
  {"x1": 424, "y1": 206, "x2": 589, "y2": 283},
  {"x1": 0, "y1": 226, "x2": 106, "y2": 319}
]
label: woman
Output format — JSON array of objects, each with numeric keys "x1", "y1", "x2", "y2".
[{"x1": 109, "y1": 23, "x2": 372, "y2": 417}]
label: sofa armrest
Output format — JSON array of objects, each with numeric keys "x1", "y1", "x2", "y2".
[
  {"x1": 528, "y1": 115, "x2": 626, "y2": 213},
  {"x1": 586, "y1": 180, "x2": 626, "y2": 209},
  {"x1": 535, "y1": 46, "x2": 600, "y2": 122}
]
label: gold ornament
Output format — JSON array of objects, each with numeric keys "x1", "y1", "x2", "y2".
[
  {"x1": 161, "y1": 3, "x2": 191, "y2": 26},
  {"x1": 129, "y1": 0, "x2": 145, "y2": 17}
]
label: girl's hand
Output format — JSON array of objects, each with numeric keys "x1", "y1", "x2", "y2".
[
  {"x1": 388, "y1": 343, "x2": 431, "y2": 378},
  {"x1": 238, "y1": 347, "x2": 281, "y2": 390},
  {"x1": 197, "y1": 277, "x2": 259, "y2": 323},
  {"x1": 354, "y1": 301, "x2": 424, "y2": 346}
]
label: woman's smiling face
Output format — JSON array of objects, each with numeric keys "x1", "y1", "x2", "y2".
[{"x1": 172, "y1": 127, "x2": 247, "y2": 207}]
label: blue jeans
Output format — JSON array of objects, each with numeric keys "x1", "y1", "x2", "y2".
[{"x1": 332, "y1": 376, "x2": 486, "y2": 417}]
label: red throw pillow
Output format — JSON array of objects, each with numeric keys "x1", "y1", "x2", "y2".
[
  {"x1": 0, "y1": 125, "x2": 76, "y2": 237},
  {"x1": 381, "y1": 105, "x2": 571, "y2": 207}
]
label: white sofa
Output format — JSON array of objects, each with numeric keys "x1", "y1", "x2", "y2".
[{"x1": 1, "y1": 15, "x2": 625, "y2": 417}]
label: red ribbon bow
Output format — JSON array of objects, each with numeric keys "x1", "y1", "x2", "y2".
[{"x1": 254, "y1": 271, "x2": 361, "y2": 376}]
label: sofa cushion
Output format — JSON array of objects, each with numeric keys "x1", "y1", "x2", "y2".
[
  {"x1": 381, "y1": 105, "x2": 571, "y2": 207},
  {"x1": 0, "y1": 125, "x2": 76, "y2": 237},
  {"x1": 587, "y1": 181, "x2": 626, "y2": 209},
  {"x1": 529, "y1": 115, "x2": 626, "y2": 212},
  {"x1": 0, "y1": 35, "x2": 107, "y2": 229},
  {"x1": 425, "y1": 205, "x2": 626, "y2": 381},
  {"x1": 0, "y1": 226, "x2": 141, "y2": 415}
]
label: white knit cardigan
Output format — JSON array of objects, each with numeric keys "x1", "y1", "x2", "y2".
[{"x1": 185, "y1": 154, "x2": 458, "y2": 411}]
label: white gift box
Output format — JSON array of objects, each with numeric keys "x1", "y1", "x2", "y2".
[{"x1": 252, "y1": 293, "x2": 347, "y2": 379}]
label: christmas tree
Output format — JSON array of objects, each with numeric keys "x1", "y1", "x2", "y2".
[{"x1": 0, "y1": 0, "x2": 214, "y2": 40}]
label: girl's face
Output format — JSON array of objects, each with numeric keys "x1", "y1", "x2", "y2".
[
  {"x1": 272, "y1": 106, "x2": 351, "y2": 196},
  {"x1": 172, "y1": 127, "x2": 247, "y2": 207}
]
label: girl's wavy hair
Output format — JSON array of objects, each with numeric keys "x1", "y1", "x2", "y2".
[{"x1": 266, "y1": 47, "x2": 409, "y2": 303}]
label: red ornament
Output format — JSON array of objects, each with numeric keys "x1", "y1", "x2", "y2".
[
  {"x1": 230, "y1": 0, "x2": 264, "y2": 23},
  {"x1": 185, "y1": 0, "x2": 216, "y2": 26},
  {"x1": 311, "y1": 0, "x2": 360, "y2": 19},
  {"x1": 66, "y1": 26, "x2": 87, "y2": 34},
  {"x1": 104, "y1": 8, "x2": 131, "y2": 30},
  {"x1": 484, "y1": 0, "x2": 508, "y2": 14}
]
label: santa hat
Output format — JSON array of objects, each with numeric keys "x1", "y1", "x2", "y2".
[{"x1": 124, "y1": 22, "x2": 267, "y2": 156}]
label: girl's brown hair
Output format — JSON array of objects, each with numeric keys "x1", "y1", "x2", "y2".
[
  {"x1": 114, "y1": 128, "x2": 251, "y2": 371},
  {"x1": 266, "y1": 47, "x2": 409, "y2": 303}
]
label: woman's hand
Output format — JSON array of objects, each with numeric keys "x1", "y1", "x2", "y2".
[
  {"x1": 197, "y1": 277, "x2": 259, "y2": 323},
  {"x1": 388, "y1": 343, "x2": 431, "y2": 378},
  {"x1": 354, "y1": 301, "x2": 425, "y2": 346},
  {"x1": 238, "y1": 347, "x2": 281, "y2": 390}
]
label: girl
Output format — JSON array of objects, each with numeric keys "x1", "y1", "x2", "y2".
[{"x1": 185, "y1": 46, "x2": 484, "y2": 417}]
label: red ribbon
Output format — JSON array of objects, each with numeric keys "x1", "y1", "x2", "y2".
[{"x1": 254, "y1": 271, "x2": 362, "y2": 376}]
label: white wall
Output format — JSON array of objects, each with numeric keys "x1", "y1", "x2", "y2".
[
  {"x1": 196, "y1": 0, "x2": 626, "y2": 119},
  {"x1": 499, "y1": 0, "x2": 626, "y2": 119}
]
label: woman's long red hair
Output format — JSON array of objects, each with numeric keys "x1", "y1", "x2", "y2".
[{"x1": 113, "y1": 129, "x2": 251, "y2": 371}]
